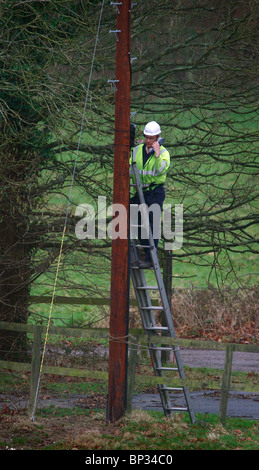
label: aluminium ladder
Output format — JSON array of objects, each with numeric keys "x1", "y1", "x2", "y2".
[{"x1": 129, "y1": 162, "x2": 196, "y2": 423}]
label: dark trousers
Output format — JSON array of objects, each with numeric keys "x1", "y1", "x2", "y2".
[{"x1": 130, "y1": 188, "x2": 165, "y2": 262}]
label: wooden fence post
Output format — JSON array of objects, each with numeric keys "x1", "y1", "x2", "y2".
[
  {"x1": 219, "y1": 344, "x2": 234, "y2": 425},
  {"x1": 28, "y1": 325, "x2": 42, "y2": 415}
]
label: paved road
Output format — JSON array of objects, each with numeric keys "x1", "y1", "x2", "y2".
[
  {"x1": 132, "y1": 391, "x2": 259, "y2": 420},
  {"x1": 179, "y1": 348, "x2": 259, "y2": 372}
]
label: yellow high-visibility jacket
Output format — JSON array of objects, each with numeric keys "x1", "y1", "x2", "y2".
[{"x1": 130, "y1": 144, "x2": 170, "y2": 189}]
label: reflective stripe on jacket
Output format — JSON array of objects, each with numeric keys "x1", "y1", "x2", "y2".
[{"x1": 130, "y1": 144, "x2": 170, "y2": 188}]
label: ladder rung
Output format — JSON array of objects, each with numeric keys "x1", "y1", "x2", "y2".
[
  {"x1": 166, "y1": 406, "x2": 188, "y2": 412},
  {"x1": 136, "y1": 286, "x2": 159, "y2": 290},
  {"x1": 156, "y1": 366, "x2": 179, "y2": 371},
  {"x1": 152, "y1": 347, "x2": 173, "y2": 351},
  {"x1": 161, "y1": 387, "x2": 183, "y2": 391},
  {"x1": 146, "y1": 326, "x2": 169, "y2": 331},
  {"x1": 141, "y1": 306, "x2": 164, "y2": 310}
]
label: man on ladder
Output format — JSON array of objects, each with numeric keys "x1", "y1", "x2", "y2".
[
  {"x1": 129, "y1": 125, "x2": 196, "y2": 423},
  {"x1": 130, "y1": 121, "x2": 170, "y2": 268}
]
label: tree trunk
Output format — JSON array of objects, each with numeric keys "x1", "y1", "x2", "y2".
[{"x1": 0, "y1": 200, "x2": 30, "y2": 361}]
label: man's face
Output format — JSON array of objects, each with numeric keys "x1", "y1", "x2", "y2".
[{"x1": 144, "y1": 135, "x2": 157, "y2": 147}]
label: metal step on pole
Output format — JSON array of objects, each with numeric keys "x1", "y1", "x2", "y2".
[{"x1": 129, "y1": 162, "x2": 196, "y2": 424}]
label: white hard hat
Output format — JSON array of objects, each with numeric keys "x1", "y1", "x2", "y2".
[{"x1": 143, "y1": 121, "x2": 161, "y2": 136}]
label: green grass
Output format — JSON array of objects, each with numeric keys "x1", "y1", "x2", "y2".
[
  {"x1": 42, "y1": 409, "x2": 258, "y2": 451},
  {"x1": 1, "y1": 407, "x2": 257, "y2": 450}
]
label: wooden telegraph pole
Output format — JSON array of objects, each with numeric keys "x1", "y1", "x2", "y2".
[{"x1": 107, "y1": 1, "x2": 132, "y2": 421}]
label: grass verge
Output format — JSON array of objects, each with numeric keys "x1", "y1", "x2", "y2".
[{"x1": 0, "y1": 407, "x2": 257, "y2": 451}]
